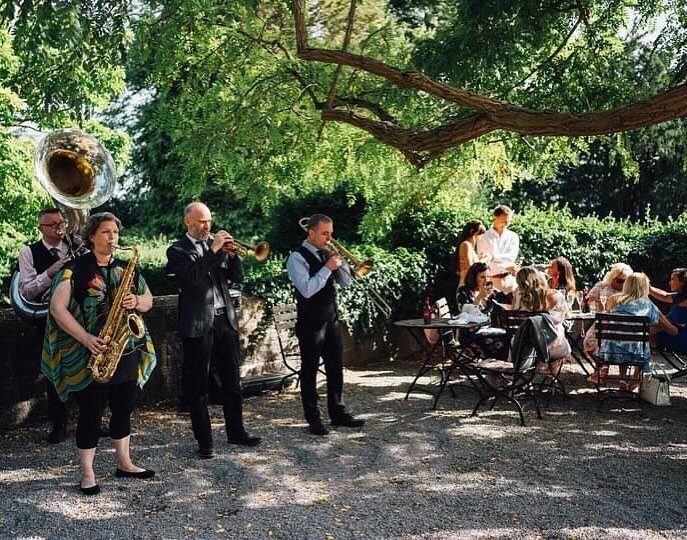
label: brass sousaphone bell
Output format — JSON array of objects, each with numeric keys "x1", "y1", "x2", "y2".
[{"x1": 10, "y1": 129, "x2": 117, "y2": 320}]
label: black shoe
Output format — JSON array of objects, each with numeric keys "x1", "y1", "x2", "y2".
[
  {"x1": 198, "y1": 446, "x2": 215, "y2": 459},
  {"x1": 115, "y1": 468, "x2": 156, "y2": 479},
  {"x1": 308, "y1": 423, "x2": 330, "y2": 436},
  {"x1": 79, "y1": 483, "x2": 100, "y2": 496},
  {"x1": 227, "y1": 433, "x2": 262, "y2": 447},
  {"x1": 99, "y1": 425, "x2": 110, "y2": 438},
  {"x1": 331, "y1": 414, "x2": 365, "y2": 428},
  {"x1": 47, "y1": 423, "x2": 68, "y2": 444}
]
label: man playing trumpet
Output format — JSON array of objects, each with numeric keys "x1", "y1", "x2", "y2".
[
  {"x1": 166, "y1": 202, "x2": 261, "y2": 459},
  {"x1": 286, "y1": 214, "x2": 364, "y2": 436}
]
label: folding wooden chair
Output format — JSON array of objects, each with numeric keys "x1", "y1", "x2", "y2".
[
  {"x1": 469, "y1": 310, "x2": 543, "y2": 426},
  {"x1": 591, "y1": 313, "x2": 650, "y2": 403}
]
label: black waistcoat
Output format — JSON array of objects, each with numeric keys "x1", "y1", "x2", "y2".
[
  {"x1": 29, "y1": 241, "x2": 60, "y2": 274},
  {"x1": 295, "y1": 247, "x2": 337, "y2": 324}
]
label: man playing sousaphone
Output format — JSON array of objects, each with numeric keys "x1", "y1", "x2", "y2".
[{"x1": 17, "y1": 208, "x2": 71, "y2": 443}]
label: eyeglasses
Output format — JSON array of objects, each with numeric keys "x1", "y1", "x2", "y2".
[{"x1": 40, "y1": 221, "x2": 66, "y2": 229}]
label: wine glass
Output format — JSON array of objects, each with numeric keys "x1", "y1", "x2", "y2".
[{"x1": 599, "y1": 294, "x2": 608, "y2": 312}]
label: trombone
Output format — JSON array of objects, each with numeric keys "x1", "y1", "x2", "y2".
[
  {"x1": 298, "y1": 217, "x2": 392, "y2": 318},
  {"x1": 235, "y1": 239, "x2": 270, "y2": 262}
]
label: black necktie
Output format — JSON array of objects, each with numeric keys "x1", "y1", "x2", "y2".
[
  {"x1": 196, "y1": 240, "x2": 207, "y2": 253},
  {"x1": 49, "y1": 247, "x2": 59, "y2": 260},
  {"x1": 317, "y1": 250, "x2": 327, "y2": 263}
]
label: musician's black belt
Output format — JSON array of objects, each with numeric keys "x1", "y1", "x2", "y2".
[{"x1": 214, "y1": 307, "x2": 226, "y2": 316}]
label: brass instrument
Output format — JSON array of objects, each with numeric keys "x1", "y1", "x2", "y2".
[
  {"x1": 298, "y1": 217, "x2": 392, "y2": 318},
  {"x1": 298, "y1": 217, "x2": 372, "y2": 278},
  {"x1": 87, "y1": 245, "x2": 146, "y2": 383},
  {"x1": 236, "y1": 239, "x2": 270, "y2": 262},
  {"x1": 11, "y1": 129, "x2": 117, "y2": 320}
]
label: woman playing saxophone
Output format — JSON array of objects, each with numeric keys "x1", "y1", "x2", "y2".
[{"x1": 41, "y1": 212, "x2": 157, "y2": 495}]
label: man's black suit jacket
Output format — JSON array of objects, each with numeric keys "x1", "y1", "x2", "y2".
[{"x1": 166, "y1": 235, "x2": 244, "y2": 338}]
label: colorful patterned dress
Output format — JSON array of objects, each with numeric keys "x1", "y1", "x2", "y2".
[{"x1": 41, "y1": 255, "x2": 157, "y2": 401}]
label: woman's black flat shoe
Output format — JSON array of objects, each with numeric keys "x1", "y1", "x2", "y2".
[
  {"x1": 115, "y1": 468, "x2": 155, "y2": 479},
  {"x1": 79, "y1": 484, "x2": 101, "y2": 496}
]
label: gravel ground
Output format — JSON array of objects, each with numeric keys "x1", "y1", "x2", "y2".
[{"x1": 1, "y1": 358, "x2": 687, "y2": 539}]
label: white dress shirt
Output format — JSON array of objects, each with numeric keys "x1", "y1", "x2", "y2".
[
  {"x1": 187, "y1": 233, "x2": 225, "y2": 310},
  {"x1": 286, "y1": 241, "x2": 352, "y2": 298},
  {"x1": 18, "y1": 239, "x2": 69, "y2": 300},
  {"x1": 477, "y1": 227, "x2": 520, "y2": 275}
]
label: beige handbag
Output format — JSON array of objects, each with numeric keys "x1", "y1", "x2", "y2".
[{"x1": 640, "y1": 373, "x2": 671, "y2": 406}]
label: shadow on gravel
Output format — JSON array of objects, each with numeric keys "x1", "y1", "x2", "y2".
[{"x1": 1, "y1": 361, "x2": 687, "y2": 538}]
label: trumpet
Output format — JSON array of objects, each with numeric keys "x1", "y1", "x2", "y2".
[
  {"x1": 235, "y1": 239, "x2": 270, "y2": 261},
  {"x1": 298, "y1": 217, "x2": 392, "y2": 318}
]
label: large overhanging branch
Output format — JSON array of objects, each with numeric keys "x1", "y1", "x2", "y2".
[{"x1": 292, "y1": 0, "x2": 687, "y2": 166}]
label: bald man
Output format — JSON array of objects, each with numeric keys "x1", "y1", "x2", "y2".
[{"x1": 166, "y1": 202, "x2": 260, "y2": 459}]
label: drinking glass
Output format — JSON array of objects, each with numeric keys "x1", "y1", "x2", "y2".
[{"x1": 599, "y1": 294, "x2": 608, "y2": 312}]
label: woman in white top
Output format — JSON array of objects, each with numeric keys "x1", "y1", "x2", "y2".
[{"x1": 588, "y1": 263, "x2": 632, "y2": 312}]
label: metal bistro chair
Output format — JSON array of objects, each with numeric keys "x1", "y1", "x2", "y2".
[
  {"x1": 273, "y1": 303, "x2": 325, "y2": 390},
  {"x1": 591, "y1": 313, "x2": 650, "y2": 404},
  {"x1": 657, "y1": 348, "x2": 687, "y2": 380},
  {"x1": 405, "y1": 297, "x2": 458, "y2": 406},
  {"x1": 469, "y1": 309, "x2": 543, "y2": 426}
]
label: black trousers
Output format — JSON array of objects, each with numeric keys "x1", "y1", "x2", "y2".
[
  {"x1": 296, "y1": 318, "x2": 346, "y2": 424},
  {"x1": 37, "y1": 323, "x2": 68, "y2": 427},
  {"x1": 182, "y1": 315, "x2": 243, "y2": 448},
  {"x1": 74, "y1": 380, "x2": 137, "y2": 449}
]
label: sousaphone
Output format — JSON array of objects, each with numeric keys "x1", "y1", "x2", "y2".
[{"x1": 10, "y1": 129, "x2": 117, "y2": 319}]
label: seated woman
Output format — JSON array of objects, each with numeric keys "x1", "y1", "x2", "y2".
[
  {"x1": 511, "y1": 267, "x2": 571, "y2": 374},
  {"x1": 41, "y1": 212, "x2": 157, "y2": 495},
  {"x1": 588, "y1": 262, "x2": 632, "y2": 312},
  {"x1": 455, "y1": 262, "x2": 509, "y2": 360},
  {"x1": 589, "y1": 272, "x2": 677, "y2": 389},
  {"x1": 454, "y1": 220, "x2": 487, "y2": 287},
  {"x1": 652, "y1": 268, "x2": 687, "y2": 353},
  {"x1": 547, "y1": 256, "x2": 576, "y2": 296}
]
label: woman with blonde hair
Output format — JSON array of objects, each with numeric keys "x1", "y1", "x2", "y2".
[
  {"x1": 588, "y1": 263, "x2": 633, "y2": 311},
  {"x1": 590, "y1": 272, "x2": 677, "y2": 389},
  {"x1": 512, "y1": 266, "x2": 571, "y2": 366}
]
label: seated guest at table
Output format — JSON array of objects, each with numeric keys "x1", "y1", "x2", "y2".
[
  {"x1": 588, "y1": 272, "x2": 677, "y2": 388},
  {"x1": 455, "y1": 262, "x2": 509, "y2": 360},
  {"x1": 511, "y1": 266, "x2": 571, "y2": 372},
  {"x1": 588, "y1": 263, "x2": 632, "y2": 312},
  {"x1": 547, "y1": 256, "x2": 576, "y2": 295},
  {"x1": 653, "y1": 268, "x2": 687, "y2": 353},
  {"x1": 454, "y1": 220, "x2": 487, "y2": 287}
]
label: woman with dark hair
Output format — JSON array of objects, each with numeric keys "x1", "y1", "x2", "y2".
[
  {"x1": 547, "y1": 256, "x2": 576, "y2": 294},
  {"x1": 653, "y1": 268, "x2": 687, "y2": 353},
  {"x1": 455, "y1": 220, "x2": 487, "y2": 287},
  {"x1": 41, "y1": 212, "x2": 157, "y2": 495},
  {"x1": 455, "y1": 262, "x2": 509, "y2": 360}
]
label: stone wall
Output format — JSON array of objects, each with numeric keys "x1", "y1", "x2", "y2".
[{"x1": 0, "y1": 295, "x2": 414, "y2": 428}]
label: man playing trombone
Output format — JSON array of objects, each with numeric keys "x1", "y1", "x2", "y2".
[
  {"x1": 286, "y1": 214, "x2": 364, "y2": 436},
  {"x1": 166, "y1": 202, "x2": 261, "y2": 459}
]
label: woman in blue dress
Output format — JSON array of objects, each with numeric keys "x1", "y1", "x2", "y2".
[
  {"x1": 652, "y1": 268, "x2": 687, "y2": 353},
  {"x1": 593, "y1": 272, "x2": 677, "y2": 389}
]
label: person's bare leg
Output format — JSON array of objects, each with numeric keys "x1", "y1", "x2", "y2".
[
  {"x1": 79, "y1": 447, "x2": 97, "y2": 488},
  {"x1": 112, "y1": 436, "x2": 144, "y2": 473}
]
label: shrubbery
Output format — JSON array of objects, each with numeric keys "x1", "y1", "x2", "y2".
[{"x1": 3, "y1": 205, "x2": 687, "y2": 336}]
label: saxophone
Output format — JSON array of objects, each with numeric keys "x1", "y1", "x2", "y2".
[{"x1": 87, "y1": 245, "x2": 146, "y2": 383}]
